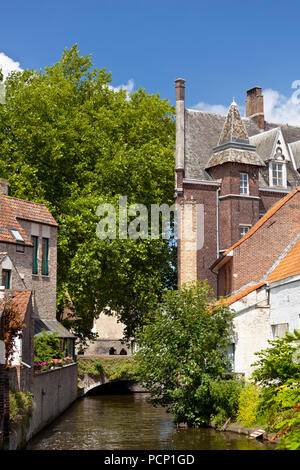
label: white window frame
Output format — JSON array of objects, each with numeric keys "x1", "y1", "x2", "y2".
[
  {"x1": 269, "y1": 161, "x2": 287, "y2": 188},
  {"x1": 239, "y1": 172, "x2": 249, "y2": 195},
  {"x1": 239, "y1": 224, "x2": 251, "y2": 238}
]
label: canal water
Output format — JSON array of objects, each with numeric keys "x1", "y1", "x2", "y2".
[{"x1": 26, "y1": 393, "x2": 274, "y2": 450}]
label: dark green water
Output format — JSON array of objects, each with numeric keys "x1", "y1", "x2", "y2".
[{"x1": 26, "y1": 393, "x2": 274, "y2": 450}]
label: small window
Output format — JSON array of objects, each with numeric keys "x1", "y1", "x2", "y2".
[
  {"x1": 2, "y1": 269, "x2": 11, "y2": 289},
  {"x1": 240, "y1": 173, "x2": 249, "y2": 195},
  {"x1": 226, "y1": 343, "x2": 235, "y2": 371},
  {"x1": 240, "y1": 225, "x2": 250, "y2": 238},
  {"x1": 10, "y1": 229, "x2": 24, "y2": 242},
  {"x1": 32, "y1": 235, "x2": 38, "y2": 275},
  {"x1": 16, "y1": 243, "x2": 25, "y2": 253},
  {"x1": 42, "y1": 238, "x2": 49, "y2": 276},
  {"x1": 272, "y1": 323, "x2": 288, "y2": 338},
  {"x1": 271, "y1": 162, "x2": 283, "y2": 186}
]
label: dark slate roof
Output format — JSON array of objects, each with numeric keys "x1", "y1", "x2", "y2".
[
  {"x1": 184, "y1": 108, "x2": 300, "y2": 187},
  {"x1": 218, "y1": 101, "x2": 249, "y2": 144},
  {"x1": 289, "y1": 140, "x2": 300, "y2": 170},
  {"x1": 184, "y1": 109, "x2": 262, "y2": 180},
  {"x1": 34, "y1": 318, "x2": 75, "y2": 338}
]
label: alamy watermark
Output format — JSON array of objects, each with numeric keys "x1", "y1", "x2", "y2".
[{"x1": 96, "y1": 196, "x2": 204, "y2": 250}]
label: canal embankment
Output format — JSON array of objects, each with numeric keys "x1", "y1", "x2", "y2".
[{"x1": 7, "y1": 362, "x2": 78, "y2": 450}]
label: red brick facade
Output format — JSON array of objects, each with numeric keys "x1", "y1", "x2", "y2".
[
  {"x1": 175, "y1": 80, "x2": 300, "y2": 297},
  {"x1": 216, "y1": 189, "x2": 300, "y2": 296}
]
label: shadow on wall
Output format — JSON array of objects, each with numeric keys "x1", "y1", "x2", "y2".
[{"x1": 86, "y1": 379, "x2": 139, "y2": 396}]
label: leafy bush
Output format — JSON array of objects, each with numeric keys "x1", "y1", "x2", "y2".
[
  {"x1": 77, "y1": 356, "x2": 137, "y2": 381},
  {"x1": 210, "y1": 377, "x2": 244, "y2": 426},
  {"x1": 251, "y1": 330, "x2": 300, "y2": 449},
  {"x1": 236, "y1": 383, "x2": 260, "y2": 428},
  {"x1": 9, "y1": 389, "x2": 33, "y2": 426},
  {"x1": 134, "y1": 281, "x2": 234, "y2": 426},
  {"x1": 34, "y1": 330, "x2": 64, "y2": 363}
]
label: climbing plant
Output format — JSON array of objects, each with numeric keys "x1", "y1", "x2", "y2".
[{"x1": 2, "y1": 296, "x2": 25, "y2": 366}]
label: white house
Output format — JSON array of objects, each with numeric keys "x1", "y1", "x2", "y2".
[{"x1": 224, "y1": 234, "x2": 300, "y2": 378}]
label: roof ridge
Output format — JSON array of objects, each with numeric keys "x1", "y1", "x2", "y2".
[
  {"x1": 1, "y1": 194, "x2": 49, "y2": 207},
  {"x1": 224, "y1": 187, "x2": 300, "y2": 255}
]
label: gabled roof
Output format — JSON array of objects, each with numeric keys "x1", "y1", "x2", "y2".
[
  {"x1": 221, "y1": 235, "x2": 300, "y2": 306},
  {"x1": 184, "y1": 107, "x2": 300, "y2": 185},
  {"x1": 266, "y1": 237, "x2": 300, "y2": 283},
  {"x1": 0, "y1": 194, "x2": 57, "y2": 245},
  {"x1": 0, "y1": 290, "x2": 32, "y2": 321},
  {"x1": 34, "y1": 318, "x2": 75, "y2": 338},
  {"x1": 219, "y1": 282, "x2": 265, "y2": 306},
  {"x1": 249, "y1": 127, "x2": 279, "y2": 161}
]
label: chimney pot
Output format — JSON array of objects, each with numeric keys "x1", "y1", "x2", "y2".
[
  {"x1": 246, "y1": 86, "x2": 264, "y2": 130},
  {"x1": 175, "y1": 78, "x2": 185, "y2": 101}
]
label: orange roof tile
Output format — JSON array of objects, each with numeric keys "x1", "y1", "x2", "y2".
[
  {"x1": 267, "y1": 237, "x2": 300, "y2": 283},
  {"x1": 218, "y1": 282, "x2": 265, "y2": 306},
  {"x1": 0, "y1": 290, "x2": 32, "y2": 321},
  {"x1": 224, "y1": 187, "x2": 300, "y2": 256},
  {"x1": 0, "y1": 194, "x2": 57, "y2": 245}
]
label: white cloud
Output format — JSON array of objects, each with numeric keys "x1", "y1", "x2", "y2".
[
  {"x1": 108, "y1": 79, "x2": 134, "y2": 99},
  {"x1": 263, "y1": 85, "x2": 300, "y2": 125},
  {"x1": 0, "y1": 52, "x2": 23, "y2": 80},
  {"x1": 192, "y1": 82, "x2": 300, "y2": 126},
  {"x1": 192, "y1": 101, "x2": 228, "y2": 115}
]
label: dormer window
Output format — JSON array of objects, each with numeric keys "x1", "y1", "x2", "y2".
[{"x1": 269, "y1": 147, "x2": 287, "y2": 187}]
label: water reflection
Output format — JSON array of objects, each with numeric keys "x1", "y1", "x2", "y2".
[{"x1": 26, "y1": 393, "x2": 274, "y2": 450}]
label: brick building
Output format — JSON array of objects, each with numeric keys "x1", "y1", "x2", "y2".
[
  {"x1": 0, "y1": 179, "x2": 75, "y2": 361},
  {"x1": 217, "y1": 191, "x2": 300, "y2": 376},
  {"x1": 175, "y1": 79, "x2": 300, "y2": 294}
]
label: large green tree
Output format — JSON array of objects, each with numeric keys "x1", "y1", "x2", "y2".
[
  {"x1": 134, "y1": 281, "x2": 235, "y2": 425},
  {"x1": 0, "y1": 45, "x2": 176, "y2": 342}
]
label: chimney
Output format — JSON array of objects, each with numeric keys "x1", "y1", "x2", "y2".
[
  {"x1": 0, "y1": 178, "x2": 8, "y2": 196},
  {"x1": 175, "y1": 78, "x2": 185, "y2": 173},
  {"x1": 246, "y1": 86, "x2": 264, "y2": 130}
]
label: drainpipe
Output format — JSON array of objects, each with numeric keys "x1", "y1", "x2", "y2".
[
  {"x1": 216, "y1": 187, "x2": 220, "y2": 257},
  {"x1": 216, "y1": 187, "x2": 220, "y2": 297}
]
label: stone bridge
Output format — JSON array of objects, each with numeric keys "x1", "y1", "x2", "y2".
[{"x1": 78, "y1": 372, "x2": 145, "y2": 396}]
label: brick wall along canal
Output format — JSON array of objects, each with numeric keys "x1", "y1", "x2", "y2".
[{"x1": 26, "y1": 393, "x2": 275, "y2": 450}]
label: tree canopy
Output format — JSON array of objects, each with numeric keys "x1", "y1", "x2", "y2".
[
  {"x1": 134, "y1": 281, "x2": 235, "y2": 425},
  {"x1": 0, "y1": 45, "x2": 176, "y2": 342}
]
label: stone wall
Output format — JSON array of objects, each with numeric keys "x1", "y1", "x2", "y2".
[{"x1": 8, "y1": 363, "x2": 78, "y2": 449}]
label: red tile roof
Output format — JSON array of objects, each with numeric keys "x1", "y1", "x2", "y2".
[
  {"x1": 0, "y1": 194, "x2": 57, "y2": 245},
  {"x1": 266, "y1": 237, "x2": 300, "y2": 283},
  {"x1": 220, "y1": 235, "x2": 300, "y2": 306},
  {"x1": 219, "y1": 282, "x2": 265, "y2": 306},
  {"x1": 0, "y1": 290, "x2": 32, "y2": 321}
]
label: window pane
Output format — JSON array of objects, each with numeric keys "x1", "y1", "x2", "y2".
[
  {"x1": 42, "y1": 238, "x2": 49, "y2": 276},
  {"x1": 2, "y1": 270, "x2": 11, "y2": 289},
  {"x1": 272, "y1": 163, "x2": 283, "y2": 186},
  {"x1": 240, "y1": 226, "x2": 250, "y2": 237},
  {"x1": 240, "y1": 173, "x2": 248, "y2": 194},
  {"x1": 32, "y1": 236, "x2": 38, "y2": 275}
]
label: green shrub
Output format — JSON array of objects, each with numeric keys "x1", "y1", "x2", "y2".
[
  {"x1": 9, "y1": 389, "x2": 33, "y2": 426},
  {"x1": 210, "y1": 377, "x2": 244, "y2": 426},
  {"x1": 250, "y1": 330, "x2": 300, "y2": 449},
  {"x1": 77, "y1": 356, "x2": 137, "y2": 381},
  {"x1": 34, "y1": 330, "x2": 64, "y2": 362},
  {"x1": 236, "y1": 383, "x2": 260, "y2": 428}
]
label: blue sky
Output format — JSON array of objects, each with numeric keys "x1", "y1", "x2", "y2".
[{"x1": 1, "y1": 0, "x2": 300, "y2": 122}]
